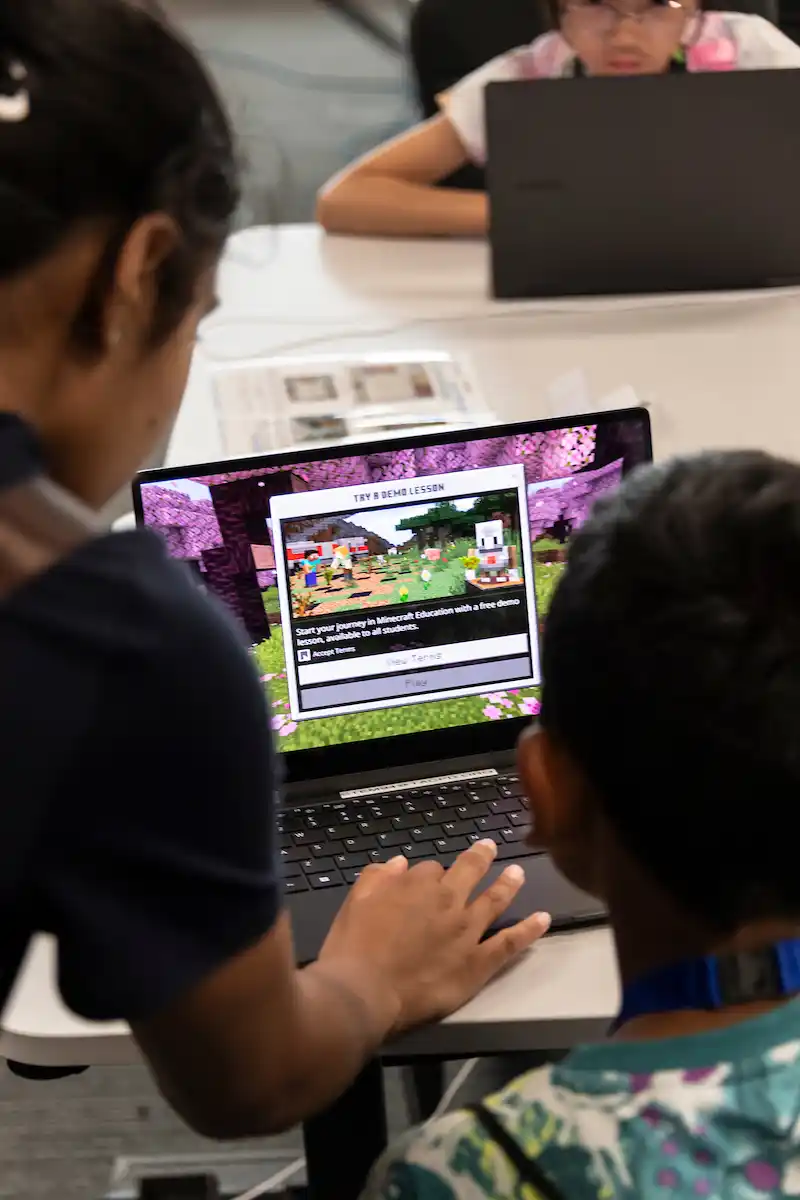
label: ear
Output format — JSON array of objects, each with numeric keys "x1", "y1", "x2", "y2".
[
  {"x1": 517, "y1": 725, "x2": 603, "y2": 897},
  {"x1": 107, "y1": 214, "x2": 181, "y2": 347},
  {"x1": 516, "y1": 725, "x2": 569, "y2": 849}
]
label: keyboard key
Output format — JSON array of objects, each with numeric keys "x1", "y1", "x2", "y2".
[
  {"x1": 369, "y1": 801, "x2": 401, "y2": 819},
  {"x1": 495, "y1": 841, "x2": 528, "y2": 861},
  {"x1": 402, "y1": 800, "x2": 423, "y2": 814},
  {"x1": 282, "y1": 861, "x2": 302, "y2": 878},
  {"x1": 342, "y1": 868, "x2": 364, "y2": 885},
  {"x1": 442, "y1": 820, "x2": 477, "y2": 837},
  {"x1": 311, "y1": 841, "x2": 342, "y2": 858},
  {"x1": 309, "y1": 870, "x2": 344, "y2": 889},
  {"x1": 509, "y1": 812, "x2": 529, "y2": 827},
  {"x1": 325, "y1": 823, "x2": 355, "y2": 841},
  {"x1": 378, "y1": 830, "x2": 410, "y2": 849},
  {"x1": 283, "y1": 876, "x2": 309, "y2": 894},
  {"x1": 476, "y1": 815, "x2": 506, "y2": 832},
  {"x1": 466, "y1": 787, "x2": 499, "y2": 803},
  {"x1": 422, "y1": 809, "x2": 449, "y2": 826},
  {"x1": 435, "y1": 836, "x2": 468, "y2": 854},
  {"x1": 304, "y1": 816, "x2": 322, "y2": 830},
  {"x1": 501, "y1": 828, "x2": 527, "y2": 843},
  {"x1": 277, "y1": 834, "x2": 291, "y2": 850},
  {"x1": 390, "y1": 814, "x2": 418, "y2": 831},
  {"x1": 358, "y1": 819, "x2": 391, "y2": 836},
  {"x1": 457, "y1": 802, "x2": 489, "y2": 819},
  {"x1": 368, "y1": 848, "x2": 392, "y2": 863},
  {"x1": 343, "y1": 836, "x2": 377, "y2": 853},
  {"x1": 291, "y1": 830, "x2": 312, "y2": 845},
  {"x1": 499, "y1": 782, "x2": 525, "y2": 798},
  {"x1": 489, "y1": 798, "x2": 523, "y2": 816},
  {"x1": 302, "y1": 857, "x2": 335, "y2": 873},
  {"x1": 402, "y1": 841, "x2": 435, "y2": 859},
  {"x1": 334, "y1": 851, "x2": 369, "y2": 870},
  {"x1": 280, "y1": 846, "x2": 309, "y2": 863},
  {"x1": 278, "y1": 814, "x2": 303, "y2": 834},
  {"x1": 435, "y1": 793, "x2": 462, "y2": 809},
  {"x1": 410, "y1": 826, "x2": 434, "y2": 841}
]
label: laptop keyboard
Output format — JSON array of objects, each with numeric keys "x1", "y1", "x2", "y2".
[{"x1": 277, "y1": 773, "x2": 539, "y2": 894}]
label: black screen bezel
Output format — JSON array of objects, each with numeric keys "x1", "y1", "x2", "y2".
[{"x1": 133, "y1": 408, "x2": 652, "y2": 785}]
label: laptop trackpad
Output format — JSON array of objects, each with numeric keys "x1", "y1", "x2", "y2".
[{"x1": 483, "y1": 855, "x2": 606, "y2": 934}]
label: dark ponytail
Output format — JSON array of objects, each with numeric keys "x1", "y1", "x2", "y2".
[{"x1": 0, "y1": 0, "x2": 239, "y2": 347}]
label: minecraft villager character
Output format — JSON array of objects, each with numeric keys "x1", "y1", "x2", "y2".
[
  {"x1": 332, "y1": 543, "x2": 354, "y2": 583},
  {"x1": 302, "y1": 551, "x2": 321, "y2": 588},
  {"x1": 475, "y1": 519, "x2": 510, "y2": 585}
]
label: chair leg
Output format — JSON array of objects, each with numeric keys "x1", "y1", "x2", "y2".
[{"x1": 401, "y1": 1061, "x2": 446, "y2": 1124}]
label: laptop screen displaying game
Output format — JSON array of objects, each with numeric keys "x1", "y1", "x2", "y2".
[{"x1": 136, "y1": 411, "x2": 651, "y2": 757}]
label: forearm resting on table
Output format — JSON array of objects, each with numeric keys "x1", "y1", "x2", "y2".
[
  {"x1": 133, "y1": 915, "x2": 397, "y2": 1139},
  {"x1": 317, "y1": 175, "x2": 487, "y2": 238},
  {"x1": 317, "y1": 113, "x2": 487, "y2": 238}
]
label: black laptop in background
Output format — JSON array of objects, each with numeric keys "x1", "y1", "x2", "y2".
[
  {"x1": 486, "y1": 69, "x2": 800, "y2": 299},
  {"x1": 134, "y1": 408, "x2": 652, "y2": 964}
]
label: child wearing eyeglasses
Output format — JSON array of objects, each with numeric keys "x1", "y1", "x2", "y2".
[{"x1": 317, "y1": 0, "x2": 800, "y2": 238}]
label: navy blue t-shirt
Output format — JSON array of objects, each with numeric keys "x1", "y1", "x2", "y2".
[{"x1": 0, "y1": 415, "x2": 280, "y2": 1021}]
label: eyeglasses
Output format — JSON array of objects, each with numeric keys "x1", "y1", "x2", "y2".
[{"x1": 562, "y1": 0, "x2": 687, "y2": 30}]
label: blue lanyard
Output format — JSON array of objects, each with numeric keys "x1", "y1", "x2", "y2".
[{"x1": 616, "y1": 939, "x2": 800, "y2": 1030}]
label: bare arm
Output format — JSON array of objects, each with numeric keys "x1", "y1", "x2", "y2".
[
  {"x1": 317, "y1": 115, "x2": 488, "y2": 239},
  {"x1": 133, "y1": 913, "x2": 398, "y2": 1139},
  {"x1": 133, "y1": 851, "x2": 549, "y2": 1139}
]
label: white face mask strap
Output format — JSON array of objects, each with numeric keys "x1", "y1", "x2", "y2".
[{"x1": 0, "y1": 60, "x2": 30, "y2": 123}]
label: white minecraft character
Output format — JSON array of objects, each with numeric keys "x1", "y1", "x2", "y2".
[{"x1": 475, "y1": 519, "x2": 509, "y2": 584}]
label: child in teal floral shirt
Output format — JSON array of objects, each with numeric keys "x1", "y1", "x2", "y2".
[{"x1": 363, "y1": 452, "x2": 800, "y2": 1199}]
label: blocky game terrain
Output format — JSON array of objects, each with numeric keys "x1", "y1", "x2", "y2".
[
  {"x1": 283, "y1": 492, "x2": 525, "y2": 621},
  {"x1": 141, "y1": 421, "x2": 643, "y2": 751}
]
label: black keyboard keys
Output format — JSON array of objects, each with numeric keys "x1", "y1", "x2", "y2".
[
  {"x1": 308, "y1": 870, "x2": 343, "y2": 889},
  {"x1": 283, "y1": 877, "x2": 309, "y2": 893}
]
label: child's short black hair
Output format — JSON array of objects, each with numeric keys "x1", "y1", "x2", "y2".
[
  {"x1": 541, "y1": 452, "x2": 800, "y2": 933},
  {"x1": 0, "y1": 0, "x2": 239, "y2": 348},
  {"x1": 543, "y1": 0, "x2": 705, "y2": 29}
]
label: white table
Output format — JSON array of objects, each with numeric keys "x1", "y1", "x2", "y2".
[
  {"x1": 172, "y1": 225, "x2": 800, "y2": 470},
  {"x1": 4, "y1": 223, "x2": 799, "y2": 1155}
]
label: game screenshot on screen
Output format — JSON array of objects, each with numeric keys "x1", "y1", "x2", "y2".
[{"x1": 139, "y1": 418, "x2": 649, "y2": 752}]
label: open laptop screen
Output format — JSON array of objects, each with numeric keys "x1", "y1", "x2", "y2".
[{"x1": 136, "y1": 410, "x2": 651, "y2": 763}]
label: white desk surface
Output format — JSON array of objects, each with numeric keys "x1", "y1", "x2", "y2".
[{"x1": 5, "y1": 222, "x2": 799, "y2": 1067}]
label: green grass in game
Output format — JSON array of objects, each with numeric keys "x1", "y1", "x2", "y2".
[{"x1": 256, "y1": 539, "x2": 565, "y2": 751}]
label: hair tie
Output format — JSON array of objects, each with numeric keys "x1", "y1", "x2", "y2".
[{"x1": 0, "y1": 60, "x2": 30, "y2": 123}]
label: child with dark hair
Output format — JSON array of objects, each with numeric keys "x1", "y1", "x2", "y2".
[
  {"x1": 364, "y1": 451, "x2": 800, "y2": 1198},
  {"x1": 318, "y1": 0, "x2": 800, "y2": 237},
  {"x1": 0, "y1": 0, "x2": 548, "y2": 1143}
]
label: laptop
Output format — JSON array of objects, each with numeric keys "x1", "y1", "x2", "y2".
[
  {"x1": 134, "y1": 407, "x2": 652, "y2": 963},
  {"x1": 486, "y1": 69, "x2": 800, "y2": 299}
]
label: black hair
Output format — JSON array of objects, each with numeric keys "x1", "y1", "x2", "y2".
[
  {"x1": 0, "y1": 0, "x2": 239, "y2": 348},
  {"x1": 541, "y1": 452, "x2": 800, "y2": 933},
  {"x1": 545, "y1": 0, "x2": 705, "y2": 28}
]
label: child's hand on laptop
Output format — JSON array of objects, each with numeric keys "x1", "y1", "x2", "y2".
[{"x1": 316, "y1": 840, "x2": 551, "y2": 1036}]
